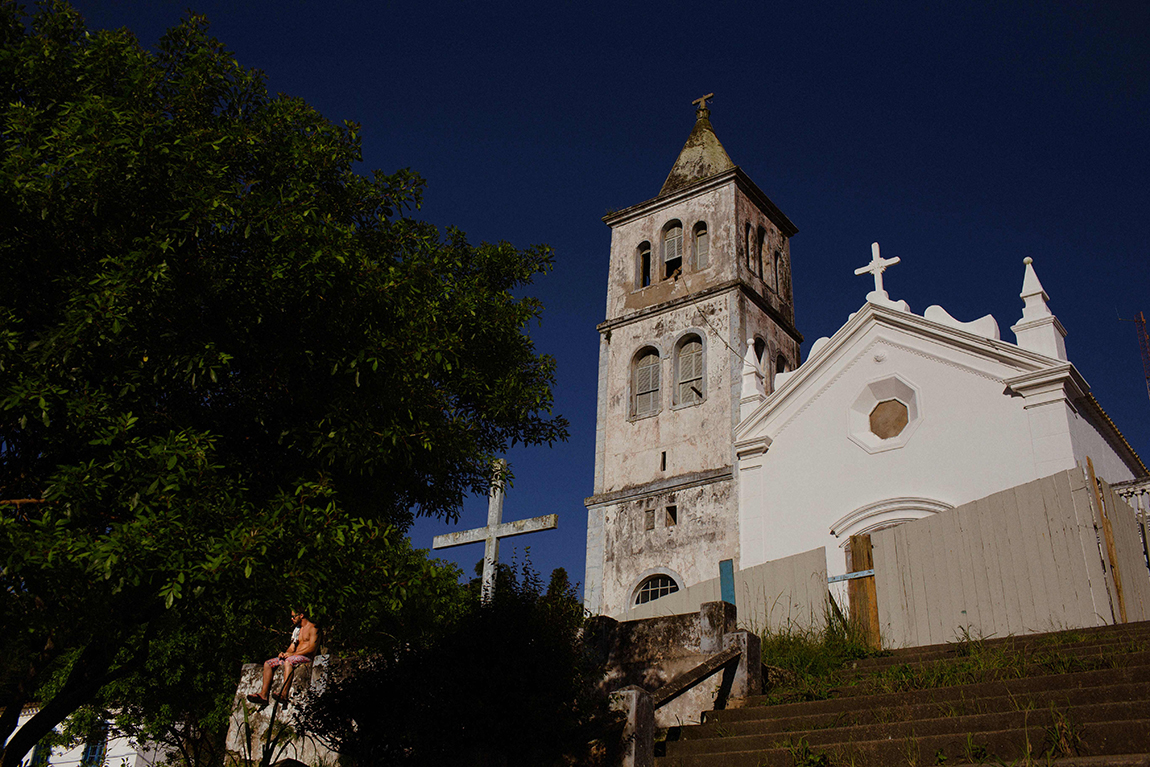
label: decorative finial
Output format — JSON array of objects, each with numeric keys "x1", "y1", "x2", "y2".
[
  {"x1": 1023, "y1": 256, "x2": 1033, "y2": 265},
  {"x1": 692, "y1": 93, "x2": 714, "y2": 120}
]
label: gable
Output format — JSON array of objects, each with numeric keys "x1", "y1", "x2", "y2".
[{"x1": 736, "y1": 302, "x2": 1057, "y2": 448}]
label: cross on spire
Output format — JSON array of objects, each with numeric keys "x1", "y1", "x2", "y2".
[
  {"x1": 854, "y1": 242, "x2": 900, "y2": 299},
  {"x1": 431, "y1": 459, "x2": 558, "y2": 603},
  {"x1": 692, "y1": 93, "x2": 714, "y2": 119}
]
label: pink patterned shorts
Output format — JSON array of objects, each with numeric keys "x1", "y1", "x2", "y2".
[{"x1": 265, "y1": 655, "x2": 312, "y2": 668}]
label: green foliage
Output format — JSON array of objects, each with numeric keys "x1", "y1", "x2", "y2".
[
  {"x1": 0, "y1": 2, "x2": 566, "y2": 764},
  {"x1": 297, "y1": 563, "x2": 606, "y2": 767}
]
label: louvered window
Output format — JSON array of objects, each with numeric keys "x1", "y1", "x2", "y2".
[
  {"x1": 633, "y1": 350, "x2": 660, "y2": 416},
  {"x1": 663, "y1": 224, "x2": 683, "y2": 278},
  {"x1": 677, "y1": 338, "x2": 703, "y2": 404},
  {"x1": 695, "y1": 224, "x2": 709, "y2": 269}
]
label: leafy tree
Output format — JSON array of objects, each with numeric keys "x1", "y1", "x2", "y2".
[
  {"x1": 0, "y1": 3, "x2": 567, "y2": 765},
  {"x1": 298, "y1": 562, "x2": 607, "y2": 767}
]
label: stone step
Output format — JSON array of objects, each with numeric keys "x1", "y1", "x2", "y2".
[
  {"x1": 826, "y1": 647, "x2": 1150, "y2": 694},
  {"x1": 685, "y1": 679, "x2": 1150, "y2": 739},
  {"x1": 944, "y1": 757, "x2": 1150, "y2": 767},
  {"x1": 656, "y1": 718, "x2": 1150, "y2": 767},
  {"x1": 843, "y1": 630, "x2": 1150, "y2": 672},
  {"x1": 667, "y1": 699, "x2": 1147, "y2": 758},
  {"x1": 851, "y1": 620, "x2": 1150, "y2": 664},
  {"x1": 720, "y1": 663, "x2": 1150, "y2": 722}
]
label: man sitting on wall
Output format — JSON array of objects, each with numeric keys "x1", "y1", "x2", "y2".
[{"x1": 247, "y1": 610, "x2": 318, "y2": 708}]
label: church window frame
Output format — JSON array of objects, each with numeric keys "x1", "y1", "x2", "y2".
[
  {"x1": 745, "y1": 223, "x2": 753, "y2": 273},
  {"x1": 755, "y1": 226, "x2": 766, "y2": 278},
  {"x1": 754, "y1": 337, "x2": 767, "y2": 364},
  {"x1": 829, "y1": 497, "x2": 953, "y2": 542},
  {"x1": 693, "y1": 221, "x2": 709, "y2": 270},
  {"x1": 631, "y1": 346, "x2": 662, "y2": 419},
  {"x1": 636, "y1": 241, "x2": 652, "y2": 289},
  {"x1": 672, "y1": 331, "x2": 706, "y2": 408},
  {"x1": 847, "y1": 373, "x2": 924, "y2": 454},
  {"x1": 80, "y1": 722, "x2": 109, "y2": 767},
  {"x1": 662, "y1": 220, "x2": 684, "y2": 279},
  {"x1": 631, "y1": 569, "x2": 683, "y2": 607}
]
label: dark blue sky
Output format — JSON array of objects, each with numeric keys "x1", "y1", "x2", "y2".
[{"x1": 73, "y1": 1, "x2": 1150, "y2": 595}]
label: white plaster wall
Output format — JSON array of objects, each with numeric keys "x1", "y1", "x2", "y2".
[
  {"x1": 1067, "y1": 404, "x2": 1136, "y2": 484},
  {"x1": 740, "y1": 324, "x2": 1061, "y2": 580},
  {"x1": 6, "y1": 710, "x2": 155, "y2": 767}
]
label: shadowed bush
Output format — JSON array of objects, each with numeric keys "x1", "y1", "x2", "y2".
[{"x1": 296, "y1": 563, "x2": 610, "y2": 767}]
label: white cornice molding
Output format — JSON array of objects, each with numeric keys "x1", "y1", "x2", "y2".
[
  {"x1": 734, "y1": 434, "x2": 772, "y2": 460},
  {"x1": 1003, "y1": 363, "x2": 1089, "y2": 407},
  {"x1": 603, "y1": 169, "x2": 738, "y2": 227}
]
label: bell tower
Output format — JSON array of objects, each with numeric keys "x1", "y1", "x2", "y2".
[{"x1": 584, "y1": 97, "x2": 804, "y2": 616}]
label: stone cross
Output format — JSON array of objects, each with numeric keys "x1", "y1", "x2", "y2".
[
  {"x1": 692, "y1": 93, "x2": 714, "y2": 115},
  {"x1": 854, "y1": 241, "x2": 900, "y2": 297},
  {"x1": 432, "y1": 459, "x2": 558, "y2": 603}
]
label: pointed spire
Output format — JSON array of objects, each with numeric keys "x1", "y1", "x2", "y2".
[
  {"x1": 1011, "y1": 257, "x2": 1067, "y2": 360},
  {"x1": 658, "y1": 94, "x2": 735, "y2": 197},
  {"x1": 741, "y1": 337, "x2": 766, "y2": 420},
  {"x1": 1018, "y1": 256, "x2": 1052, "y2": 320}
]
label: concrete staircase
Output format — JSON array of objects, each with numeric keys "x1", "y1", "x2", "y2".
[{"x1": 657, "y1": 621, "x2": 1150, "y2": 766}]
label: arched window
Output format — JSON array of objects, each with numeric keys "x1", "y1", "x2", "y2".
[
  {"x1": 693, "y1": 222, "x2": 709, "y2": 269},
  {"x1": 776, "y1": 354, "x2": 789, "y2": 376},
  {"x1": 637, "y1": 242, "x2": 652, "y2": 288},
  {"x1": 744, "y1": 223, "x2": 752, "y2": 272},
  {"x1": 633, "y1": 348, "x2": 661, "y2": 417},
  {"x1": 634, "y1": 574, "x2": 679, "y2": 605},
  {"x1": 755, "y1": 227, "x2": 765, "y2": 277},
  {"x1": 754, "y1": 337, "x2": 766, "y2": 363},
  {"x1": 663, "y1": 222, "x2": 683, "y2": 279},
  {"x1": 676, "y1": 335, "x2": 704, "y2": 405}
]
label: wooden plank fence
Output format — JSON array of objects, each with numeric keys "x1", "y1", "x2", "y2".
[
  {"x1": 625, "y1": 547, "x2": 829, "y2": 632},
  {"x1": 869, "y1": 465, "x2": 1150, "y2": 648}
]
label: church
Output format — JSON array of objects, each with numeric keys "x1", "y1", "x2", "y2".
[{"x1": 582, "y1": 97, "x2": 1147, "y2": 619}]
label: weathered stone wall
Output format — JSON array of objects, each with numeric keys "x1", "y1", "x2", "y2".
[
  {"x1": 586, "y1": 163, "x2": 804, "y2": 617},
  {"x1": 589, "y1": 602, "x2": 737, "y2": 729},
  {"x1": 599, "y1": 295, "x2": 735, "y2": 493},
  {"x1": 591, "y1": 474, "x2": 737, "y2": 617},
  {"x1": 604, "y1": 180, "x2": 737, "y2": 321}
]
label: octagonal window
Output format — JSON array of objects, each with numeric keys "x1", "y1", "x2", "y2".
[
  {"x1": 848, "y1": 373, "x2": 923, "y2": 454},
  {"x1": 869, "y1": 399, "x2": 909, "y2": 439}
]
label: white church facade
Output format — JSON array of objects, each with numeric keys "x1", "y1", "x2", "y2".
[{"x1": 583, "y1": 100, "x2": 1147, "y2": 619}]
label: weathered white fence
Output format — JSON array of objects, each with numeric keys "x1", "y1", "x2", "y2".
[
  {"x1": 625, "y1": 547, "x2": 828, "y2": 632},
  {"x1": 872, "y1": 466, "x2": 1150, "y2": 648}
]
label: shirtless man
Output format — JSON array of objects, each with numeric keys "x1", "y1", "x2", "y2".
[{"x1": 247, "y1": 610, "x2": 318, "y2": 708}]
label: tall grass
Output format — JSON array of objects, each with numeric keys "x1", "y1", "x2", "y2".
[{"x1": 757, "y1": 605, "x2": 877, "y2": 704}]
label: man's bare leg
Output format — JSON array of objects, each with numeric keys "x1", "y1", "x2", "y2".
[
  {"x1": 276, "y1": 663, "x2": 297, "y2": 701},
  {"x1": 246, "y1": 660, "x2": 276, "y2": 707},
  {"x1": 262, "y1": 661, "x2": 277, "y2": 699}
]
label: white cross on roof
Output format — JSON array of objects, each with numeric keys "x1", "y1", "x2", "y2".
[{"x1": 854, "y1": 242, "x2": 900, "y2": 298}]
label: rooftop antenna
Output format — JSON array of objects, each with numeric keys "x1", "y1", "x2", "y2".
[{"x1": 1118, "y1": 310, "x2": 1150, "y2": 405}]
